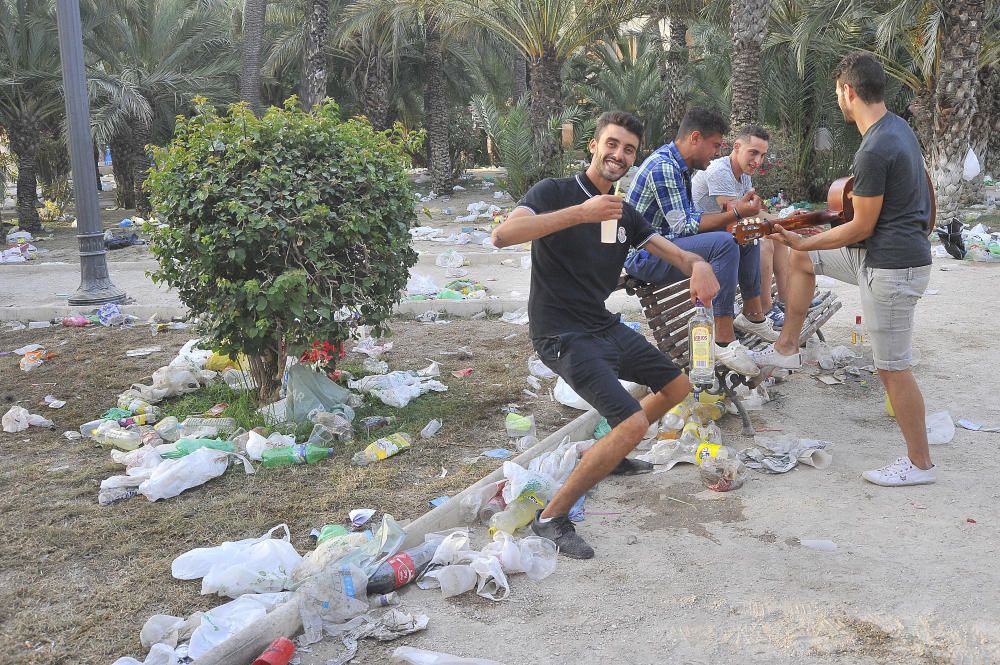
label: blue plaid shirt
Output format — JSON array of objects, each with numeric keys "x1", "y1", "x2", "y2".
[{"x1": 625, "y1": 142, "x2": 702, "y2": 240}]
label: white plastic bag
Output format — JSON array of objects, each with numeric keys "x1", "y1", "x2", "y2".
[
  {"x1": 244, "y1": 431, "x2": 295, "y2": 461},
  {"x1": 138, "y1": 447, "x2": 232, "y2": 502},
  {"x1": 481, "y1": 532, "x2": 557, "y2": 581},
  {"x1": 927, "y1": 410, "x2": 955, "y2": 445},
  {"x1": 173, "y1": 524, "x2": 302, "y2": 597},
  {"x1": 964, "y1": 147, "x2": 981, "y2": 181},
  {"x1": 2, "y1": 406, "x2": 53, "y2": 432},
  {"x1": 553, "y1": 377, "x2": 639, "y2": 410},
  {"x1": 391, "y1": 647, "x2": 503, "y2": 665},
  {"x1": 435, "y1": 249, "x2": 465, "y2": 268},
  {"x1": 187, "y1": 592, "x2": 291, "y2": 659},
  {"x1": 140, "y1": 614, "x2": 185, "y2": 649},
  {"x1": 406, "y1": 273, "x2": 440, "y2": 296}
]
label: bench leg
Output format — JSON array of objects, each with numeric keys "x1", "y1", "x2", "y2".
[
  {"x1": 816, "y1": 329, "x2": 826, "y2": 343},
  {"x1": 723, "y1": 380, "x2": 755, "y2": 437}
]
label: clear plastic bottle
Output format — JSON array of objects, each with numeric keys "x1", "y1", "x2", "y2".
[
  {"x1": 351, "y1": 432, "x2": 412, "y2": 466},
  {"x1": 94, "y1": 422, "x2": 141, "y2": 451},
  {"x1": 366, "y1": 540, "x2": 440, "y2": 594},
  {"x1": 688, "y1": 300, "x2": 715, "y2": 387},
  {"x1": 308, "y1": 410, "x2": 352, "y2": 442},
  {"x1": 153, "y1": 416, "x2": 181, "y2": 442},
  {"x1": 488, "y1": 495, "x2": 544, "y2": 537},
  {"x1": 359, "y1": 415, "x2": 397, "y2": 431},
  {"x1": 179, "y1": 417, "x2": 237, "y2": 437},
  {"x1": 660, "y1": 401, "x2": 691, "y2": 432}
]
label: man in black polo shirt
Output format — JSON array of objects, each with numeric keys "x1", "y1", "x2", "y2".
[{"x1": 491, "y1": 111, "x2": 719, "y2": 558}]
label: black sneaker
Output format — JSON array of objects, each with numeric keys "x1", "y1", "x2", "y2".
[
  {"x1": 530, "y1": 511, "x2": 595, "y2": 559},
  {"x1": 611, "y1": 457, "x2": 654, "y2": 475}
]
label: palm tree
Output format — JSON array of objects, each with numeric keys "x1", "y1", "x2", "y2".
[
  {"x1": 575, "y1": 33, "x2": 665, "y2": 147},
  {"x1": 88, "y1": 0, "x2": 237, "y2": 215},
  {"x1": 729, "y1": 0, "x2": 769, "y2": 130},
  {"x1": 0, "y1": 0, "x2": 63, "y2": 233},
  {"x1": 239, "y1": 0, "x2": 269, "y2": 116},
  {"x1": 300, "y1": 0, "x2": 331, "y2": 111},
  {"x1": 454, "y1": 0, "x2": 642, "y2": 171}
]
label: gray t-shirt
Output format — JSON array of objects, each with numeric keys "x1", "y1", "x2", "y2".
[
  {"x1": 691, "y1": 156, "x2": 752, "y2": 213},
  {"x1": 853, "y1": 112, "x2": 931, "y2": 269}
]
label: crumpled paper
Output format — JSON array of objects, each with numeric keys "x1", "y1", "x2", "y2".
[
  {"x1": 318, "y1": 608, "x2": 431, "y2": 665},
  {"x1": 738, "y1": 436, "x2": 831, "y2": 473}
]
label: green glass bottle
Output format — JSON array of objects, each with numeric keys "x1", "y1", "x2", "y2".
[{"x1": 261, "y1": 443, "x2": 334, "y2": 467}]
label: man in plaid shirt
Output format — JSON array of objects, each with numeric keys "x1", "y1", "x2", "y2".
[{"x1": 624, "y1": 107, "x2": 770, "y2": 377}]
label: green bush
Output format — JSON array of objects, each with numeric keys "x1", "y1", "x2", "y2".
[{"x1": 146, "y1": 98, "x2": 420, "y2": 399}]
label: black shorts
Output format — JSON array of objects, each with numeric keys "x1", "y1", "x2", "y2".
[{"x1": 533, "y1": 323, "x2": 683, "y2": 427}]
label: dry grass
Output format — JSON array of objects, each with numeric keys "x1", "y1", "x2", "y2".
[{"x1": 0, "y1": 318, "x2": 575, "y2": 665}]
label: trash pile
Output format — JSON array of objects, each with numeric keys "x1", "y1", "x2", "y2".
[
  {"x1": 403, "y1": 273, "x2": 488, "y2": 301},
  {"x1": 112, "y1": 514, "x2": 558, "y2": 665},
  {"x1": 1, "y1": 229, "x2": 43, "y2": 263}
]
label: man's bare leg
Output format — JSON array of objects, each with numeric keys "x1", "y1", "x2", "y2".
[
  {"x1": 760, "y1": 238, "x2": 776, "y2": 311},
  {"x1": 880, "y1": 368, "x2": 932, "y2": 469},
  {"x1": 772, "y1": 249, "x2": 815, "y2": 355},
  {"x1": 741, "y1": 295, "x2": 766, "y2": 321},
  {"x1": 715, "y1": 315, "x2": 737, "y2": 344},
  {"x1": 771, "y1": 239, "x2": 790, "y2": 304},
  {"x1": 543, "y1": 374, "x2": 691, "y2": 518}
]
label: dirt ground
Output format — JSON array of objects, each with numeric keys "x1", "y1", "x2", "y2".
[{"x1": 0, "y1": 318, "x2": 578, "y2": 665}]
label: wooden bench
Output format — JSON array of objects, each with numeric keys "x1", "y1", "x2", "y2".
[{"x1": 616, "y1": 275, "x2": 842, "y2": 436}]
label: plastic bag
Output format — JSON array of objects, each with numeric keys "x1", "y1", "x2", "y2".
[
  {"x1": 111, "y1": 642, "x2": 179, "y2": 665},
  {"x1": 501, "y1": 462, "x2": 554, "y2": 504},
  {"x1": 138, "y1": 447, "x2": 232, "y2": 501},
  {"x1": 554, "y1": 377, "x2": 639, "y2": 410},
  {"x1": 285, "y1": 364, "x2": 355, "y2": 424},
  {"x1": 406, "y1": 273, "x2": 440, "y2": 296},
  {"x1": 139, "y1": 614, "x2": 185, "y2": 649},
  {"x1": 2, "y1": 406, "x2": 54, "y2": 432},
  {"x1": 390, "y1": 647, "x2": 503, "y2": 665},
  {"x1": 481, "y1": 532, "x2": 557, "y2": 581},
  {"x1": 187, "y1": 592, "x2": 291, "y2": 659},
  {"x1": 504, "y1": 413, "x2": 535, "y2": 438},
  {"x1": 435, "y1": 249, "x2": 465, "y2": 268},
  {"x1": 470, "y1": 555, "x2": 509, "y2": 601},
  {"x1": 245, "y1": 431, "x2": 296, "y2": 462},
  {"x1": 964, "y1": 147, "x2": 981, "y2": 180},
  {"x1": 926, "y1": 410, "x2": 955, "y2": 445},
  {"x1": 172, "y1": 524, "x2": 302, "y2": 597}
]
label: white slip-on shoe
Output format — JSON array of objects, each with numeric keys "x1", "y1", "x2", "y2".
[
  {"x1": 734, "y1": 313, "x2": 781, "y2": 342},
  {"x1": 715, "y1": 340, "x2": 760, "y2": 377},
  {"x1": 862, "y1": 457, "x2": 936, "y2": 487},
  {"x1": 749, "y1": 343, "x2": 802, "y2": 370}
]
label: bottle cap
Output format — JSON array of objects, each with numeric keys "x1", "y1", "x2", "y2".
[
  {"x1": 855, "y1": 315, "x2": 862, "y2": 324},
  {"x1": 694, "y1": 298, "x2": 704, "y2": 307}
]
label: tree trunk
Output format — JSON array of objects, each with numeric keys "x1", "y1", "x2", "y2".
[
  {"x1": 239, "y1": 0, "x2": 268, "y2": 117},
  {"x1": 248, "y1": 344, "x2": 283, "y2": 403},
  {"x1": 300, "y1": 0, "x2": 330, "y2": 112},
  {"x1": 424, "y1": 12, "x2": 452, "y2": 194},
  {"x1": 660, "y1": 16, "x2": 689, "y2": 142},
  {"x1": 132, "y1": 120, "x2": 152, "y2": 217},
  {"x1": 962, "y1": 67, "x2": 996, "y2": 204},
  {"x1": 512, "y1": 53, "x2": 527, "y2": 102},
  {"x1": 9, "y1": 118, "x2": 42, "y2": 233},
  {"x1": 110, "y1": 133, "x2": 136, "y2": 210},
  {"x1": 729, "y1": 0, "x2": 769, "y2": 131},
  {"x1": 362, "y1": 51, "x2": 391, "y2": 131},
  {"x1": 930, "y1": 0, "x2": 985, "y2": 223},
  {"x1": 908, "y1": 86, "x2": 934, "y2": 156},
  {"x1": 528, "y1": 48, "x2": 563, "y2": 176}
]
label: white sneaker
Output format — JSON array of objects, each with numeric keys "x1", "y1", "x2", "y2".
[
  {"x1": 734, "y1": 313, "x2": 780, "y2": 342},
  {"x1": 862, "y1": 457, "x2": 936, "y2": 487},
  {"x1": 749, "y1": 343, "x2": 802, "y2": 369},
  {"x1": 715, "y1": 340, "x2": 760, "y2": 377}
]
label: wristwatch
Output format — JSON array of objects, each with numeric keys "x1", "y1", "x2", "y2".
[{"x1": 732, "y1": 206, "x2": 742, "y2": 221}]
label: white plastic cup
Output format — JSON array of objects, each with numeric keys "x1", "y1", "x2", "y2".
[{"x1": 601, "y1": 219, "x2": 617, "y2": 243}]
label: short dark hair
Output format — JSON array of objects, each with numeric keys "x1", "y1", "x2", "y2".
[
  {"x1": 736, "y1": 125, "x2": 770, "y2": 143},
  {"x1": 832, "y1": 52, "x2": 885, "y2": 103},
  {"x1": 594, "y1": 111, "x2": 644, "y2": 144},
  {"x1": 677, "y1": 107, "x2": 729, "y2": 141}
]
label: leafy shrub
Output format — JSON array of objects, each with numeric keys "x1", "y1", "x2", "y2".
[{"x1": 146, "y1": 98, "x2": 420, "y2": 399}]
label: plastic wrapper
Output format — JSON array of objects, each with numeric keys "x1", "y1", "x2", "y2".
[
  {"x1": 285, "y1": 364, "x2": 356, "y2": 424},
  {"x1": 699, "y1": 457, "x2": 748, "y2": 492},
  {"x1": 390, "y1": 647, "x2": 503, "y2": 665}
]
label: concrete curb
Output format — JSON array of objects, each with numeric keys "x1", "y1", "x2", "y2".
[
  {"x1": 395, "y1": 298, "x2": 527, "y2": 318},
  {"x1": 193, "y1": 398, "x2": 628, "y2": 665},
  {"x1": 0, "y1": 304, "x2": 189, "y2": 322},
  {"x1": 414, "y1": 250, "x2": 528, "y2": 266}
]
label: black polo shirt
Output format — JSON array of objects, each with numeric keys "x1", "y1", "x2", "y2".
[{"x1": 517, "y1": 172, "x2": 656, "y2": 340}]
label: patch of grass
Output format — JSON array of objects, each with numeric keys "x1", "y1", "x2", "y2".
[{"x1": 158, "y1": 382, "x2": 267, "y2": 433}]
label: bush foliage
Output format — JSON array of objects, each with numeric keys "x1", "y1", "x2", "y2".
[{"x1": 146, "y1": 98, "x2": 420, "y2": 397}]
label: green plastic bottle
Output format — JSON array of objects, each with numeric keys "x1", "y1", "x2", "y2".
[
  {"x1": 160, "y1": 438, "x2": 234, "y2": 459},
  {"x1": 261, "y1": 443, "x2": 334, "y2": 467}
]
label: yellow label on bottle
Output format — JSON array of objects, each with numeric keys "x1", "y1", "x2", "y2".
[
  {"x1": 695, "y1": 442, "x2": 722, "y2": 464},
  {"x1": 691, "y1": 324, "x2": 712, "y2": 370},
  {"x1": 368, "y1": 433, "x2": 411, "y2": 460}
]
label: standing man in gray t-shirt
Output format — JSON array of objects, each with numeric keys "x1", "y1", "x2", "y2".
[
  {"x1": 692, "y1": 127, "x2": 789, "y2": 328},
  {"x1": 751, "y1": 53, "x2": 935, "y2": 488}
]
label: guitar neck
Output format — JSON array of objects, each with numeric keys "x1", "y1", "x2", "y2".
[{"x1": 769, "y1": 209, "x2": 842, "y2": 232}]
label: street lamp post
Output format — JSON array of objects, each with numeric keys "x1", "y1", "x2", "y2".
[{"x1": 56, "y1": 0, "x2": 126, "y2": 306}]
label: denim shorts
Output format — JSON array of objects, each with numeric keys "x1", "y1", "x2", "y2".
[{"x1": 809, "y1": 247, "x2": 931, "y2": 371}]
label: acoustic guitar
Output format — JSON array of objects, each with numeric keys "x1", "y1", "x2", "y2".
[{"x1": 727, "y1": 172, "x2": 936, "y2": 245}]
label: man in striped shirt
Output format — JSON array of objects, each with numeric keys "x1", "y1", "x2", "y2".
[{"x1": 624, "y1": 108, "x2": 767, "y2": 377}]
